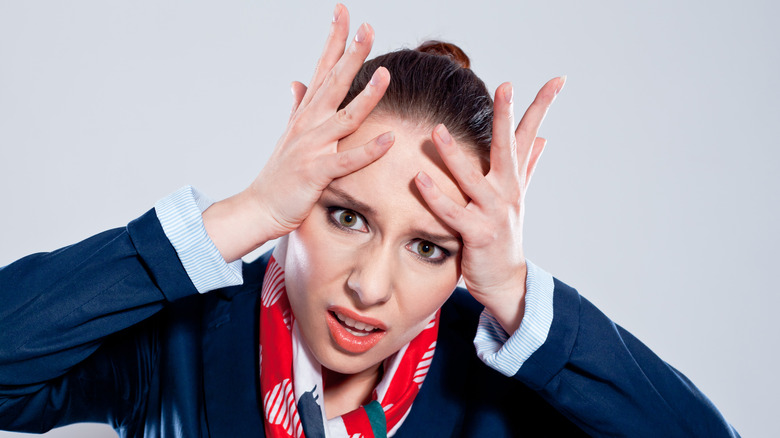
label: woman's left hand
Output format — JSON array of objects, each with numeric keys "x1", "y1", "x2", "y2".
[{"x1": 414, "y1": 77, "x2": 566, "y2": 334}]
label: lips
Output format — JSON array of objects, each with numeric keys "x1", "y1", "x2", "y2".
[{"x1": 326, "y1": 306, "x2": 386, "y2": 354}]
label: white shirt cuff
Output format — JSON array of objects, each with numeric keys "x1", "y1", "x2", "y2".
[
  {"x1": 473, "y1": 259, "x2": 555, "y2": 376},
  {"x1": 154, "y1": 185, "x2": 243, "y2": 293}
]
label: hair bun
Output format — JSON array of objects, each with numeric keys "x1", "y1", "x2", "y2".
[{"x1": 415, "y1": 40, "x2": 471, "y2": 69}]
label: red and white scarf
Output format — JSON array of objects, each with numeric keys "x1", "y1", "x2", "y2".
[{"x1": 259, "y1": 250, "x2": 439, "y2": 438}]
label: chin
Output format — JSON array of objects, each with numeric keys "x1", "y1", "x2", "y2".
[
  {"x1": 313, "y1": 342, "x2": 386, "y2": 376},
  {"x1": 324, "y1": 358, "x2": 380, "y2": 376}
]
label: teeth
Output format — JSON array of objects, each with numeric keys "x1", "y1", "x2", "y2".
[
  {"x1": 334, "y1": 311, "x2": 377, "y2": 332},
  {"x1": 344, "y1": 326, "x2": 370, "y2": 337}
]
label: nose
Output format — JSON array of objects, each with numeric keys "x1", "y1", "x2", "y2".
[{"x1": 347, "y1": 244, "x2": 394, "y2": 307}]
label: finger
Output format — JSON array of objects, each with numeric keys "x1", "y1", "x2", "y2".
[
  {"x1": 515, "y1": 76, "x2": 565, "y2": 174},
  {"x1": 289, "y1": 81, "x2": 308, "y2": 122},
  {"x1": 524, "y1": 137, "x2": 546, "y2": 193},
  {"x1": 414, "y1": 171, "x2": 477, "y2": 237},
  {"x1": 299, "y1": 3, "x2": 350, "y2": 109},
  {"x1": 312, "y1": 66, "x2": 389, "y2": 140},
  {"x1": 306, "y1": 22, "x2": 375, "y2": 115},
  {"x1": 489, "y1": 82, "x2": 519, "y2": 181},
  {"x1": 431, "y1": 124, "x2": 496, "y2": 206},
  {"x1": 316, "y1": 131, "x2": 395, "y2": 181}
]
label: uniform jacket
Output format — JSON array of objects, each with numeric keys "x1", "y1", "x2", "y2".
[{"x1": 0, "y1": 209, "x2": 739, "y2": 437}]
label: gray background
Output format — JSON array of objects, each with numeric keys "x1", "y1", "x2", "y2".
[{"x1": 1, "y1": 0, "x2": 777, "y2": 436}]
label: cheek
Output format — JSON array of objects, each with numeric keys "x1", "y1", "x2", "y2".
[
  {"x1": 284, "y1": 219, "x2": 335, "y2": 309},
  {"x1": 283, "y1": 214, "x2": 364, "y2": 324},
  {"x1": 285, "y1": 216, "x2": 355, "y2": 289},
  {"x1": 393, "y1": 263, "x2": 460, "y2": 330}
]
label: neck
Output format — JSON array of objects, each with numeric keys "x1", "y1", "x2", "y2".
[{"x1": 322, "y1": 362, "x2": 383, "y2": 419}]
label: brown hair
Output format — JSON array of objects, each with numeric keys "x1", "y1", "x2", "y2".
[{"x1": 339, "y1": 41, "x2": 493, "y2": 158}]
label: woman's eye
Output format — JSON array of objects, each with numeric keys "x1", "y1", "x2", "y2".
[
  {"x1": 407, "y1": 240, "x2": 447, "y2": 263},
  {"x1": 329, "y1": 208, "x2": 367, "y2": 232}
]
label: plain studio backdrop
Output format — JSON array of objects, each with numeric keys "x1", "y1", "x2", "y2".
[{"x1": 1, "y1": 1, "x2": 777, "y2": 437}]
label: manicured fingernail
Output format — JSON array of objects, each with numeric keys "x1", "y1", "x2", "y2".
[
  {"x1": 355, "y1": 23, "x2": 368, "y2": 43},
  {"x1": 332, "y1": 4, "x2": 341, "y2": 23},
  {"x1": 377, "y1": 131, "x2": 394, "y2": 146},
  {"x1": 504, "y1": 83, "x2": 513, "y2": 104},
  {"x1": 417, "y1": 171, "x2": 433, "y2": 188},
  {"x1": 436, "y1": 124, "x2": 452, "y2": 145},
  {"x1": 369, "y1": 68, "x2": 382, "y2": 86},
  {"x1": 555, "y1": 75, "x2": 567, "y2": 97}
]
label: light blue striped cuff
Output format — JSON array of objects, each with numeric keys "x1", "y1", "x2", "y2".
[
  {"x1": 473, "y1": 259, "x2": 555, "y2": 377},
  {"x1": 154, "y1": 186, "x2": 243, "y2": 294}
]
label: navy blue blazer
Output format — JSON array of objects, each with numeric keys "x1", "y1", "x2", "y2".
[{"x1": 0, "y1": 209, "x2": 739, "y2": 437}]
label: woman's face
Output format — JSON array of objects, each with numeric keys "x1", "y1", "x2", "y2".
[{"x1": 284, "y1": 115, "x2": 479, "y2": 375}]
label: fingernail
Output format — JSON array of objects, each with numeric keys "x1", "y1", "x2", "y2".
[
  {"x1": 504, "y1": 83, "x2": 513, "y2": 104},
  {"x1": 355, "y1": 23, "x2": 368, "y2": 43},
  {"x1": 369, "y1": 68, "x2": 381, "y2": 86},
  {"x1": 332, "y1": 4, "x2": 341, "y2": 23},
  {"x1": 417, "y1": 171, "x2": 432, "y2": 188},
  {"x1": 555, "y1": 75, "x2": 567, "y2": 97},
  {"x1": 436, "y1": 124, "x2": 452, "y2": 145},
  {"x1": 377, "y1": 131, "x2": 394, "y2": 146}
]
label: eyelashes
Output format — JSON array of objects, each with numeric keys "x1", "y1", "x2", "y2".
[
  {"x1": 326, "y1": 206, "x2": 451, "y2": 265},
  {"x1": 329, "y1": 207, "x2": 368, "y2": 232},
  {"x1": 405, "y1": 240, "x2": 448, "y2": 264}
]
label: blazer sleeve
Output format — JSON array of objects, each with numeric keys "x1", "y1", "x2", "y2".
[
  {"x1": 0, "y1": 208, "x2": 198, "y2": 433},
  {"x1": 513, "y1": 278, "x2": 740, "y2": 437}
]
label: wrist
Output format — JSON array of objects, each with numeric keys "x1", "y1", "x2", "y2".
[
  {"x1": 202, "y1": 189, "x2": 275, "y2": 262},
  {"x1": 475, "y1": 262, "x2": 528, "y2": 335}
]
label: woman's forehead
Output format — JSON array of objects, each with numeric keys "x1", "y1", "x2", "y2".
[{"x1": 334, "y1": 116, "x2": 471, "y2": 208}]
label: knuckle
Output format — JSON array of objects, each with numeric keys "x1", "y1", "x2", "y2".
[
  {"x1": 326, "y1": 64, "x2": 350, "y2": 89},
  {"x1": 286, "y1": 121, "x2": 305, "y2": 137},
  {"x1": 313, "y1": 59, "x2": 324, "y2": 76},
  {"x1": 470, "y1": 228, "x2": 492, "y2": 246},
  {"x1": 464, "y1": 169, "x2": 483, "y2": 187},
  {"x1": 506, "y1": 192, "x2": 522, "y2": 207},
  {"x1": 502, "y1": 107, "x2": 514, "y2": 120},
  {"x1": 442, "y1": 204, "x2": 463, "y2": 222},
  {"x1": 305, "y1": 159, "x2": 330, "y2": 185},
  {"x1": 335, "y1": 151, "x2": 355, "y2": 170},
  {"x1": 336, "y1": 107, "x2": 357, "y2": 128},
  {"x1": 324, "y1": 68, "x2": 338, "y2": 88}
]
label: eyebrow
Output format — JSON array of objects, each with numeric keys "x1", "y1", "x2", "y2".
[
  {"x1": 324, "y1": 186, "x2": 376, "y2": 217},
  {"x1": 324, "y1": 186, "x2": 461, "y2": 247},
  {"x1": 414, "y1": 230, "x2": 461, "y2": 247}
]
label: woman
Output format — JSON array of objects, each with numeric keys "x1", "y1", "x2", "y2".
[{"x1": 0, "y1": 5, "x2": 738, "y2": 437}]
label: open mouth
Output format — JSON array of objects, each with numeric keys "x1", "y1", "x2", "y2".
[
  {"x1": 331, "y1": 311, "x2": 382, "y2": 337},
  {"x1": 325, "y1": 307, "x2": 386, "y2": 354}
]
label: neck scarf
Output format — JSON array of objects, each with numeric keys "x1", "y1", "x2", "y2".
[{"x1": 259, "y1": 253, "x2": 439, "y2": 438}]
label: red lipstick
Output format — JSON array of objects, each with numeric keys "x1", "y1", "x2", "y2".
[{"x1": 326, "y1": 306, "x2": 386, "y2": 354}]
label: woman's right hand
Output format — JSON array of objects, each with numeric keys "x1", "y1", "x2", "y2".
[{"x1": 203, "y1": 4, "x2": 393, "y2": 262}]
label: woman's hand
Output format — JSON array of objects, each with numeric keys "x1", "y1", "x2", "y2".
[
  {"x1": 415, "y1": 77, "x2": 566, "y2": 334},
  {"x1": 203, "y1": 5, "x2": 393, "y2": 262}
]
